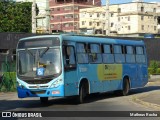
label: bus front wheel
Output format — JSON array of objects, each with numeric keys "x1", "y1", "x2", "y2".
[
  {"x1": 40, "y1": 97, "x2": 48, "y2": 104},
  {"x1": 121, "y1": 78, "x2": 130, "y2": 96}
]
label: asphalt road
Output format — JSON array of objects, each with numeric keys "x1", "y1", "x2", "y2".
[{"x1": 0, "y1": 83, "x2": 160, "y2": 120}]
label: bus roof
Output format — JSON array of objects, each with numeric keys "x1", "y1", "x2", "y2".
[
  {"x1": 19, "y1": 34, "x2": 145, "y2": 46},
  {"x1": 62, "y1": 35, "x2": 145, "y2": 46}
]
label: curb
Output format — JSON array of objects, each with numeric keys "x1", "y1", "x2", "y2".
[{"x1": 132, "y1": 93, "x2": 160, "y2": 111}]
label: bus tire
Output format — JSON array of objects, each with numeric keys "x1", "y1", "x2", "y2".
[
  {"x1": 40, "y1": 97, "x2": 48, "y2": 104},
  {"x1": 77, "y1": 83, "x2": 87, "y2": 104},
  {"x1": 121, "y1": 78, "x2": 130, "y2": 96}
]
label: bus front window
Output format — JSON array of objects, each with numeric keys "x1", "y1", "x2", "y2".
[{"x1": 18, "y1": 48, "x2": 61, "y2": 78}]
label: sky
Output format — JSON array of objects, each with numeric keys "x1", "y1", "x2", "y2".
[{"x1": 101, "y1": 0, "x2": 159, "y2": 5}]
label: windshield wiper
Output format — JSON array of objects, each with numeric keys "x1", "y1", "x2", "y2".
[
  {"x1": 40, "y1": 47, "x2": 49, "y2": 58},
  {"x1": 25, "y1": 48, "x2": 34, "y2": 57}
]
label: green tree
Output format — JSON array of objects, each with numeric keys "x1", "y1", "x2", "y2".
[{"x1": 0, "y1": 1, "x2": 32, "y2": 32}]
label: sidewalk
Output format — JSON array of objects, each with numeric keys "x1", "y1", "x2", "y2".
[{"x1": 133, "y1": 79, "x2": 160, "y2": 110}]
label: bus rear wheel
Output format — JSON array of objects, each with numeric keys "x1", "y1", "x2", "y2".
[
  {"x1": 77, "y1": 83, "x2": 87, "y2": 104},
  {"x1": 40, "y1": 97, "x2": 48, "y2": 104},
  {"x1": 121, "y1": 78, "x2": 130, "y2": 96}
]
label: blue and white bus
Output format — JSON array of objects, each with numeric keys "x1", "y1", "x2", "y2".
[{"x1": 16, "y1": 34, "x2": 148, "y2": 103}]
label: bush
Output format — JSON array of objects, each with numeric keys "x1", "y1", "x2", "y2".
[
  {"x1": 148, "y1": 68, "x2": 153, "y2": 75},
  {"x1": 149, "y1": 60, "x2": 160, "y2": 74},
  {"x1": 156, "y1": 68, "x2": 160, "y2": 74},
  {"x1": 0, "y1": 72, "x2": 16, "y2": 92}
]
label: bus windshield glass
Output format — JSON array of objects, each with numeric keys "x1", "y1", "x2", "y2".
[{"x1": 17, "y1": 48, "x2": 61, "y2": 78}]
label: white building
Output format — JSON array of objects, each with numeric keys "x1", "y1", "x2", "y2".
[
  {"x1": 79, "y1": 2, "x2": 160, "y2": 37},
  {"x1": 15, "y1": 0, "x2": 49, "y2": 33}
]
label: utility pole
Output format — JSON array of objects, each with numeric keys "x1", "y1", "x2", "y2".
[
  {"x1": 32, "y1": 0, "x2": 36, "y2": 33},
  {"x1": 46, "y1": 0, "x2": 50, "y2": 34},
  {"x1": 105, "y1": 0, "x2": 110, "y2": 36}
]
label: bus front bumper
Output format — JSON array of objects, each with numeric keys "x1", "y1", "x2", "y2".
[{"x1": 17, "y1": 85, "x2": 64, "y2": 98}]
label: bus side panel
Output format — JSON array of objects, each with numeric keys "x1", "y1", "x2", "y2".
[
  {"x1": 123, "y1": 64, "x2": 138, "y2": 88},
  {"x1": 137, "y1": 64, "x2": 148, "y2": 87},
  {"x1": 64, "y1": 70, "x2": 79, "y2": 96},
  {"x1": 86, "y1": 64, "x2": 103, "y2": 93}
]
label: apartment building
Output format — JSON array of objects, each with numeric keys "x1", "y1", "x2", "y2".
[
  {"x1": 49, "y1": 0, "x2": 101, "y2": 33},
  {"x1": 79, "y1": 2, "x2": 160, "y2": 36},
  {"x1": 15, "y1": 0, "x2": 49, "y2": 33}
]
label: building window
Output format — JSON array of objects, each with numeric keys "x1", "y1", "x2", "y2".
[
  {"x1": 153, "y1": 8, "x2": 156, "y2": 12},
  {"x1": 97, "y1": 22, "x2": 100, "y2": 26},
  {"x1": 89, "y1": 22, "x2": 92, "y2": 26},
  {"x1": 51, "y1": 24, "x2": 54, "y2": 28},
  {"x1": 128, "y1": 26, "x2": 130, "y2": 30},
  {"x1": 82, "y1": 21, "x2": 85, "y2": 25},
  {"x1": 57, "y1": 8, "x2": 60, "y2": 11},
  {"x1": 141, "y1": 7, "x2": 144, "y2": 12},
  {"x1": 111, "y1": 23, "x2": 114, "y2": 27},
  {"x1": 118, "y1": 8, "x2": 121, "y2": 13},
  {"x1": 74, "y1": 6, "x2": 78, "y2": 10},
  {"x1": 64, "y1": 6, "x2": 72, "y2": 11},
  {"x1": 103, "y1": 13, "x2": 105, "y2": 18},
  {"x1": 128, "y1": 16, "x2": 130, "y2": 21},
  {"x1": 65, "y1": 14, "x2": 73, "y2": 19},
  {"x1": 97, "y1": 13, "x2": 100, "y2": 17},
  {"x1": 51, "y1": 8, "x2": 54, "y2": 13},
  {"x1": 154, "y1": 16, "x2": 157, "y2": 21},
  {"x1": 51, "y1": 16, "x2": 54, "y2": 20},
  {"x1": 89, "y1": 13, "x2": 92, "y2": 17},
  {"x1": 142, "y1": 25, "x2": 144, "y2": 30},
  {"x1": 141, "y1": 16, "x2": 144, "y2": 20},
  {"x1": 74, "y1": 14, "x2": 78, "y2": 18},
  {"x1": 111, "y1": 13, "x2": 114, "y2": 17},
  {"x1": 118, "y1": 17, "x2": 120, "y2": 21},
  {"x1": 154, "y1": 26, "x2": 156, "y2": 31},
  {"x1": 57, "y1": 16, "x2": 61, "y2": 20}
]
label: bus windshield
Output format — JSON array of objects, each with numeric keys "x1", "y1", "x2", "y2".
[{"x1": 17, "y1": 48, "x2": 61, "y2": 78}]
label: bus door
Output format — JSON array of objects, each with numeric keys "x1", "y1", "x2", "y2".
[{"x1": 63, "y1": 46, "x2": 78, "y2": 96}]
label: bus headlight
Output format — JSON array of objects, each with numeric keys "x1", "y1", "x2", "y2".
[
  {"x1": 16, "y1": 82, "x2": 26, "y2": 89},
  {"x1": 51, "y1": 79, "x2": 62, "y2": 88}
]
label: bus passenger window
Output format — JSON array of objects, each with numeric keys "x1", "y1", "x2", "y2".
[
  {"x1": 102, "y1": 44, "x2": 114, "y2": 63},
  {"x1": 126, "y1": 46, "x2": 135, "y2": 63},
  {"x1": 136, "y1": 46, "x2": 145, "y2": 63},
  {"x1": 77, "y1": 43, "x2": 88, "y2": 63},
  {"x1": 114, "y1": 45, "x2": 125, "y2": 63},
  {"x1": 89, "y1": 44, "x2": 102, "y2": 63}
]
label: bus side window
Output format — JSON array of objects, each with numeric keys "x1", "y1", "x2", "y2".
[
  {"x1": 63, "y1": 46, "x2": 76, "y2": 70},
  {"x1": 126, "y1": 46, "x2": 135, "y2": 63},
  {"x1": 102, "y1": 44, "x2": 114, "y2": 63},
  {"x1": 114, "y1": 45, "x2": 125, "y2": 63},
  {"x1": 77, "y1": 43, "x2": 89, "y2": 63},
  {"x1": 89, "y1": 44, "x2": 102, "y2": 63},
  {"x1": 135, "y1": 46, "x2": 145, "y2": 63}
]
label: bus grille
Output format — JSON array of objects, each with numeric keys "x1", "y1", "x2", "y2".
[
  {"x1": 24, "y1": 79, "x2": 51, "y2": 84},
  {"x1": 31, "y1": 90, "x2": 46, "y2": 94}
]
